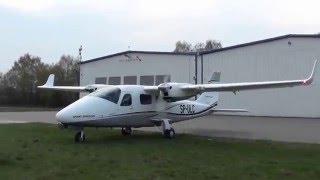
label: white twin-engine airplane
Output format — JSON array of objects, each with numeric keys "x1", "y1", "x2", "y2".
[{"x1": 38, "y1": 60, "x2": 318, "y2": 142}]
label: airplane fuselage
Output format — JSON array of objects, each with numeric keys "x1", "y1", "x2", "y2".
[{"x1": 56, "y1": 85, "x2": 217, "y2": 128}]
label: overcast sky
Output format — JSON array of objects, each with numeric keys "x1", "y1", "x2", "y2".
[{"x1": 0, "y1": 0, "x2": 319, "y2": 72}]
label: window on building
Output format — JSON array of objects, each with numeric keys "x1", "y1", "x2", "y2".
[
  {"x1": 140, "y1": 94, "x2": 152, "y2": 105},
  {"x1": 140, "y1": 75, "x2": 154, "y2": 85},
  {"x1": 155, "y1": 75, "x2": 171, "y2": 85},
  {"x1": 121, "y1": 94, "x2": 132, "y2": 106},
  {"x1": 124, "y1": 76, "x2": 137, "y2": 85},
  {"x1": 95, "y1": 77, "x2": 107, "y2": 84},
  {"x1": 109, "y1": 77, "x2": 121, "y2": 85}
]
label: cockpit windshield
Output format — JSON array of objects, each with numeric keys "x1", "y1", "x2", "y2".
[{"x1": 89, "y1": 87, "x2": 121, "y2": 104}]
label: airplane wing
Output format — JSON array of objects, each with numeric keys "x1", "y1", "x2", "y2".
[
  {"x1": 181, "y1": 60, "x2": 317, "y2": 93},
  {"x1": 38, "y1": 74, "x2": 108, "y2": 92}
]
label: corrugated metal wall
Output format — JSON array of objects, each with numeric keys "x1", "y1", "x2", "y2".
[{"x1": 201, "y1": 37, "x2": 320, "y2": 117}]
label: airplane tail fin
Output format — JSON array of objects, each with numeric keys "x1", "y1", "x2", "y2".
[
  {"x1": 196, "y1": 71, "x2": 220, "y2": 105},
  {"x1": 42, "y1": 74, "x2": 54, "y2": 87}
]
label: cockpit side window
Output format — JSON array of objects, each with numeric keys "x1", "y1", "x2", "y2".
[
  {"x1": 121, "y1": 94, "x2": 132, "y2": 106},
  {"x1": 89, "y1": 87, "x2": 121, "y2": 104}
]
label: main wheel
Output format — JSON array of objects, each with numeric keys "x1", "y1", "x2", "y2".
[
  {"x1": 164, "y1": 128, "x2": 175, "y2": 139},
  {"x1": 75, "y1": 131, "x2": 85, "y2": 142},
  {"x1": 121, "y1": 127, "x2": 132, "y2": 136}
]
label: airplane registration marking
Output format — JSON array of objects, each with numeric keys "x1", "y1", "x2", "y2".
[{"x1": 180, "y1": 104, "x2": 195, "y2": 114}]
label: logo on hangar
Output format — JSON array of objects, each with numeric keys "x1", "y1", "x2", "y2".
[{"x1": 119, "y1": 53, "x2": 142, "y2": 62}]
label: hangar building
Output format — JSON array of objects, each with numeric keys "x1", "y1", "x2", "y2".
[{"x1": 80, "y1": 34, "x2": 320, "y2": 118}]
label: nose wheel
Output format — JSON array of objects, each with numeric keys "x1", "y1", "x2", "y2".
[
  {"x1": 75, "y1": 130, "x2": 85, "y2": 143},
  {"x1": 121, "y1": 127, "x2": 132, "y2": 136}
]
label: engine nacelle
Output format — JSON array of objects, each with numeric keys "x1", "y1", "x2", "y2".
[{"x1": 158, "y1": 83, "x2": 197, "y2": 102}]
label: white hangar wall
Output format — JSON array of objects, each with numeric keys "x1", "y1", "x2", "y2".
[
  {"x1": 80, "y1": 52, "x2": 196, "y2": 97},
  {"x1": 79, "y1": 35, "x2": 320, "y2": 118},
  {"x1": 200, "y1": 37, "x2": 320, "y2": 118}
]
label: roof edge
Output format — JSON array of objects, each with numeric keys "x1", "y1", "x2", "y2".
[
  {"x1": 81, "y1": 34, "x2": 320, "y2": 64},
  {"x1": 80, "y1": 50, "x2": 196, "y2": 64},
  {"x1": 199, "y1": 34, "x2": 320, "y2": 55}
]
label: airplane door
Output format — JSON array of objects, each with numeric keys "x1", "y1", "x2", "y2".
[{"x1": 119, "y1": 93, "x2": 134, "y2": 113}]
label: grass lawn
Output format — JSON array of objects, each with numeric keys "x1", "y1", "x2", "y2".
[{"x1": 0, "y1": 123, "x2": 320, "y2": 180}]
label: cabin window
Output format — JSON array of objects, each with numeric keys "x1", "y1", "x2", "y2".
[
  {"x1": 124, "y1": 76, "x2": 137, "y2": 85},
  {"x1": 140, "y1": 94, "x2": 152, "y2": 105},
  {"x1": 155, "y1": 75, "x2": 170, "y2": 85},
  {"x1": 140, "y1": 75, "x2": 154, "y2": 86},
  {"x1": 95, "y1": 77, "x2": 107, "y2": 84},
  {"x1": 89, "y1": 87, "x2": 121, "y2": 104},
  {"x1": 121, "y1": 94, "x2": 132, "y2": 106},
  {"x1": 109, "y1": 77, "x2": 121, "y2": 85}
]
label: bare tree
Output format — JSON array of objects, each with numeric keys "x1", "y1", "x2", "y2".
[
  {"x1": 173, "y1": 41, "x2": 192, "y2": 53},
  {"x1": 0, "y1": 53, "x2": 80, "y2": 107},
  {"x1": 174, "y1": 39, "x2": 222, "y2": 53},
  {"x1": 193, "y1": 43, "x2": 205, "y2": 52},
  {"x1": 204, "y1": 39, "x2": 222, "y2": 51}
]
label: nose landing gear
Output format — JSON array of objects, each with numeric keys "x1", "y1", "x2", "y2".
[{"x1": 75, "y1": 130, "x2": 85, "y2": 143}]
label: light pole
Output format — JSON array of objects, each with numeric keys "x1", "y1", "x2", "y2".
[
  {"x1": 79, "y1": 45, "x2": 83, "y2": 62},
  {"x1": 77, "y1": 45, "x2": 83, "y2": 88}
]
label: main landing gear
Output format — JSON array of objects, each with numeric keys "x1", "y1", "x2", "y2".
[
  {"x1": 71, "y1": 123, "x2": 175, "y2": 142},
  {"x1": 75, "y1": 129, "x2": 85, "y2": 143},
  {"x1": 162, "y1": 119, "x2": 175, "y2": 139},
  {"x1": 121, "y1": 127, "x2": 132, "y2": 136}
]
